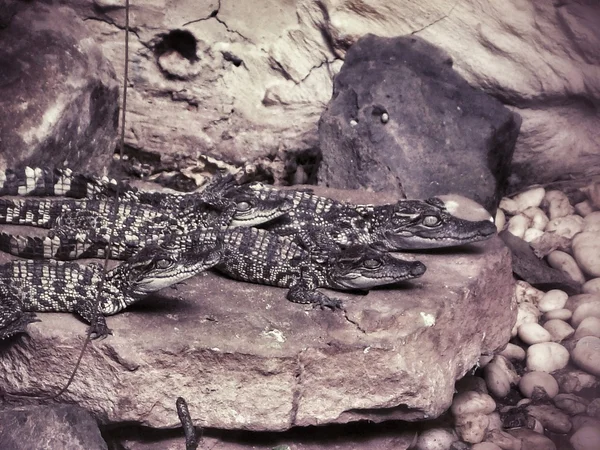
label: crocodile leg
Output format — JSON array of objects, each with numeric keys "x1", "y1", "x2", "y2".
[
  {"x1": 71, "y1": 296, "x2": 111, "y2": 339},
  {"x1": 0, "y1": 285, "x2": 40, "y2": 339},
  {"x1": 287, "y1": 278, "x2": 343, "y2": 309}
]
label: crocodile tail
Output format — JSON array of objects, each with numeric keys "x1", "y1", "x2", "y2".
[
  {"x1": 0, "y1": 232, "x2": 100, "y2": 260},
  {"x1": 0, "y1": 166, "x2": 120, "y2": 199}
]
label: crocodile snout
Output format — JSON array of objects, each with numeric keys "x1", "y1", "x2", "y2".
[{"x1": 411, "y1": 261, "x2": 427, "y2": 277}]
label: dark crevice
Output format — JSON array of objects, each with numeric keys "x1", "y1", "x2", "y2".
[
  {"x1": 153, "y1": 29, "x2": 199, "y2": 63},
  {"x1": 83, "y1": 16, "x2": 141, "y2": 40}
]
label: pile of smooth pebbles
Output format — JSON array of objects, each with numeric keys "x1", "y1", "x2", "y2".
[{"x1": 415, "y1": 181, "x2": 600, "y2": 450}]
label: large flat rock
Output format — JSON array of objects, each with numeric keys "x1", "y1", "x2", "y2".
[{"x1": 0, "y1": 233, "x2": 514, "y2": 431}]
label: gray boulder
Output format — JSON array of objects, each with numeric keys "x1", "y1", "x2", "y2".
[
  {"x1": 318, "y1": 34, "x2": 522, "y2": 212},
  {"x1": 0, "y1": 404, "x2": 107, "y2": 450},
  {"x1": 0, "y1": 2, "x2": 119, "y2": 171}
]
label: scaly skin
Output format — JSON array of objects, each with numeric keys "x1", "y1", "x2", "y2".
[
  {"x1": 161, "y1": 227, "x2": 426, "y2": 308},
  {"x1": 236, "y1": 182, "x2": 497, "y2": 250},
  {"x1": 0, "y1": 241, "x2": 221, "y2": 339}
]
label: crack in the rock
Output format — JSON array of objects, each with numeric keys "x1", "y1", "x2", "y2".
[
  {"x1": 411, "y1": 0, "x2": 459, "y2": 35},
  {"x1": 182, "y1": 0, "x2": 251, "y2": 42},
  {"x1": 84, "y1": 16, "x2": 141, "y2": 40},
  {"x1": 342, "y1": 307, "x2": 367, "y2": 334},
  {"x1": 297, "y1": 57, "x2": 339, "y2": 84},
  {"x1": 289, "y1": 351, "x2": 305, "y2": 426}
]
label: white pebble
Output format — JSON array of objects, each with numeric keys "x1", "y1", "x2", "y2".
[
  {"x1": 526, "y1": 342, "x2": 570, "y2": 372},
  {"x1": 583, "y1": 211, "x2": 600, "y2": 232},
  {"x1": 554, "y1": 393, "x2": 589, "y2": 415},
  {"x1": 575, "y1": 200, "x2": 594, "y2": 217},
  {"x1": 507, "y1": 214, "x2": 530, "y2": 239},
  {"x1": 454, "y1": 413, "x2": 489, "y2": 444},
  {"x1": 512, "y1": 302, "x2": 541, "y2": 337},
  {"x1": 571, "y1": 336, "x2": 600, "y2": 376},
  {"x1": 494, "y1": 208, "x2": 506, "y2": 232},
  {"x1": 547, "y1": 250, "x2": 586, "y2": 284},
  {"x1": 543, "y1": 308, "x2": 572, "y2": 321},
  {"x1": 574, "y1": 316, "x2": 600, "y2": 339},
  {"x1": 415, "y1": 427, "x2": 457, "y2": 450},
  {"x1": 544, "y1": 190, "x2": 574, "y2": 219},
  {"x1": 522, "y1": 206, "x2": 549, "y2": 230},
  {"x1": 543, "y1": 319, "x2": 575, "y2": 342},
  {"x1": 538, "y1": 289, "x2": 568, "y2": 312},
  {"x1": 483, "y1": 356, "x2": 518, "y2": 398},
  {"x1": 512, "y1": 187, "x2": 545, "y2": 212},
  {"x1": 519, "y1": 371, "x2": 559, "y2": 399},
  {"x1": 583, "y1": 278, "x2": 600, "y2": 294},
  {"x1": 498, "y1": 343, "x2": 526, "y2": 361},
  {"x1": 523, "y1": 228, "x2": 544, "y2": 242},
  {"x1": 514, "y1": 281, "x2": 545, "y2": 305},
  {"x1": 545, "y1": 214, "x2": 584, "y2": 239},
  {"x1": 451, "y1": 391, "x2": 496, "y2": 416},
  {"x1": 572, "y1": 231, "x2": 600, "y2": 277},
  {"x1": 572, "y1": 301, "x2": 600, "y2": 328},
  {"x1": 499, "y1": 197, "x2": 519, "y2": 215},
  {"x1": 526, "y1": 404, "x2": 572, "y2": 433},
  {"x1": 570, "y1": 425, "x2": 600, "y2": 450},
  {"x1": 518, "y1": 322, "x2": 552, "y2": 344}
]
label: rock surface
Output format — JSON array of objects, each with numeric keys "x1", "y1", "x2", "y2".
[
  {"x1": 0, "y1": 190, "x2": 514, "y2": 431},
  {"x1": 317, "y1": 34, "x2": 521, "y2": 212},
  {"x1": 27, "y1": 0, "x2": 600, "y2": 190},
  {"x1": 0, "y1": 404, "x2": 108, "y2": 450},
  {"x1": 0, "y1": 2, "x2": 119, "y2": 171}
]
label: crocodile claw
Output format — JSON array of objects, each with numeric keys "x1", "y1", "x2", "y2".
[{"x1": 316, "y1": 297, "x2": 343, "y2": 310}]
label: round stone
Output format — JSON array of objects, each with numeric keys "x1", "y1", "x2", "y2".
[
  {"x1": 575, "y1": 200, "x2": 594, "y2": 217},
  {"x1": 522, "y1": 206, "x2": 549, "y2": 230},
  {"x1": 538, "y1": 289, "x2": 568, "y2": 313},
  {"x1": 543, "y1": 308, "x2": 572, "y2": 321},
  {"x1": 547, "y1": 250, "x2": 587, "y2": 284},
  {"x1": 572, "y1": 301, "x2": 600, "y2": 328},
  {"x1": 544, "y1": 190, "x2": 574, "y2": 220},
  {"x1": 415, "y1": 427, "x2": 457, "y2": 450},
  {"x1": 573, "y1": 231, "x2": 600, "y2": 277},
  {"x1": 574, "y1": 316, "x2": 600, "y2": 339},
  {"x1": 507, "y1": 214, "x2": 529, "y2": 239},
  {"x1": 498, "y1": 343, "x2": 526, "y2": 361},
  {"x1": 526, "y1": 342, "x2": 570, "y2": 372},
  {"x1": 483, "y1": 356, "x2": 518, "y2": 398},
  {"x1": 545, "y1": 215, "x2": 584, "y2": 239},
  {"x1": 495, "y1": 208, "x2": 506, "y2": 232},
  {"x1": 583, "y1": 278, "x2": 600, "y2": 294},
  {"x1": 523, "y1": 228, "x2": 544, "y2": 242},
  {"x1": 583, "y1": 211, "x2": 600, "y2": 232},
  {"x1": 511, "y1": 302, "x2": 541, "y2": 337},
  {"x1": 451, "y1": 391, "x2": 496, "y2": 416},
  {"x1": 519, "y1": 371, "x2": 559, "y2": 399},
  {"x1": 519, "y1": 322, "x2": 552, "y2": 344},
  {"x1": 526, "y1": 404, "x2": 572, "y2": 433},
  {"x1": 543, "y1": 319, "x2": 575, "y2": 342},
  {"x1": 571, "y1": 336, "x2": 600, "y2": 376},
  {"x1": 570, "y1": 425, "x2": 600, "y2": 450},
  {"x1": 454, "y1": 413, "x2": 489, "y2": 444},
  {"x1": 512, "y1": 187, "x2": 545, "y2": 212}
]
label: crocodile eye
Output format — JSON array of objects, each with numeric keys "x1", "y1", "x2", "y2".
[
  {"x1": 236, "y1": 201, "x2": 252, "y2": 212},
  {"x1": 363, "y1": 259, "x2": 382, "y2": 269},
  {"x1": 154, "y1": 258, "x2": 173, "y2": 269},
  {"x1": 422, "y1": 215, "x2": 441, "y2": 227}
]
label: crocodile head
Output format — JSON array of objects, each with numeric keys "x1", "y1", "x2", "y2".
[
  {"x1": 325, "y1": 245, "x2": 426, "y2": 290},
  {"x1": 228, "y1": 195, "x2": 294, "y2": 227},
  {"x1": 103, "y1": 242, "x2": 222, "y2": 313},
  {"x1": 224, "y1": 186, "x2": 294, "y2": 227},
  {"x1": 373, "y1": 197, "x2": 497, "y2": 250}
]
